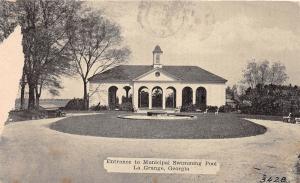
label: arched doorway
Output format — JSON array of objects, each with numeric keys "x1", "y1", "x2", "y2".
[
  {"x1": 166, "y1": 87, "x2": 176, "y2": 108},
  {"x1": 122, "y1": 86, "x2": 132, "y2": 103},
  {"x1": 182, "y1": 87, "x2": 193, "y2": 107},
  {"x1": 138, "y1": 86, "x2": 149, "y2": 108},
  {"x1": 108, "y1": 86, "x2": 118, "y2": 109},
  {"x1": 152, "y1": 87, "x2": 163, "y2": 108},
  {"x1": 196, "y1": 87, "x2": 207, "y2": 108}
]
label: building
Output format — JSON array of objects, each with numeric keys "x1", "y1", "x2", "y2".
[{"x1": 88, "y1": 45, "x2": 227, "y2": 111}]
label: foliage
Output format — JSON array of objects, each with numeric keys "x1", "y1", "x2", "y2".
[
  {"x1": 66, "y1": 5, "x2": 130, "y2": 109},
  {"x1": 8, "y1": 109, "x2": 47, "y2": 122},
  {"x1": 108, "y1": 102, "x2": 119, "y2": 110},
  {"x1": 180, "y1": 104, "x2": 196, "y2": 112},
  {"x1": 206, "y1": 106, "x2": 218, "y2": 112},
  {"x1": 121, "y1": 96, "x2": 132, "y2": 104},
  {"x1": 15, "y1": 0, "x2": 80, "y2": 109},
  {"x1": 7, "y1": 108, "x2": 64, "y2": 122},
  {"x1": 240, "y1": 84, "x2": 300, "y2": 116},
  {"x1": 226, "y1": 85, "x2": 238, "y2": 100},
  {"x1": 241, "y1": 59, "x2": 288, "y2": 88},
  {"x1": 195, "y1": 104, "x2": 207, "y2": 111},
  {"x1": 65, "y1": 98, "x2": 85, "y2": 110},
  {"x1": 219, "y1": 105, "x2": 234, "y2": 113},
  {"x1": 90, "y1": 104, "x2": 108, "y2": 111},
  {"x1": 0, "y1": 0, "x2": 17, "y2": 42},
  {"x1": 119, "y1": 102, "x2": 133, "y2": 111}
]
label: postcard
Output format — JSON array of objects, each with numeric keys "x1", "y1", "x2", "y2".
[{"x1": 0, "y1": 1, "x2": 300, "y2": 182}]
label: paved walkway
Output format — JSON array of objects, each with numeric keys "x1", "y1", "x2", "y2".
[{"x1": 0, "y1": 116, "x2": 300, "y2": 183}]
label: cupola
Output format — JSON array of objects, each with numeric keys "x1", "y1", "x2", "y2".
[{"x1": 152, "y1": 45, "x2": 163, "y2": 68}]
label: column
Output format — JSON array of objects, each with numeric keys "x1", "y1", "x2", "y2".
[
  {"x1": 176, "y1": 87, "x2": 182, "y2": 108},
  {"x1": 192, "y1": 88, "x2": 196, "y2": 105},
  {"x1": 133, "y1": 85, "x2": 139, "y2": 110},
  {"x1": 149, "y1": 92, "x2": 152, "y2": 110},
  {"x1": 162, "y1": 88, "x2": 166, "y2": 109}
]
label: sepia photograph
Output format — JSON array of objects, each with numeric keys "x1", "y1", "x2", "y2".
[{"x1": 0, "y1": 0, "x2": 300, "y2": 182}]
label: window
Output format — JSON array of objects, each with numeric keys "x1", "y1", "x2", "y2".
[
  {"x1": 156, "y1": 54, "x2": 160, "y2": 63},
  {"x1": 155, "y1": 72, "x2": 160, "y2": 77}
]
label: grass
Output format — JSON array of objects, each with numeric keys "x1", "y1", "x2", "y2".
[
  {"x1": 50, "y1": 112, "x2": 267, "y2": 139},
  {"x1": 235, "y1": 113, "x2": 283, "y2": 121}
]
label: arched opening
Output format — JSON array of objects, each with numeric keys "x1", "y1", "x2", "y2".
[
  {"x1": 166, "y1": 87, "x2": 176, "y2": 108},
  {"x1": 138, "y1": 86, "x2": 149, "y2": 108},
  {"x1": 152, "y1": 86, "x2": 163, "y2": 108},
  {"x1": 196, "y1": 87, "x2": 207, "y2": 108},
  {"x1": 108, "y1": 86, "x2": 118, "y2": 110},
  {"x1": 182, "y1": 87, "x2": 193, "y2": 107},
  {"x1": 122, "y1": 86, "x2": 132, "y2": 103}
]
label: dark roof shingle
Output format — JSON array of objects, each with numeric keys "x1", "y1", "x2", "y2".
[{"x1": 88, "y1": 65, "x2": 227, "y2": 83}]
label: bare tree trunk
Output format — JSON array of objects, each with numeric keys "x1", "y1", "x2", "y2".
[
  {"x1": 28, "y1": 83, "x2": 36, "y2": 110},
  {"x1": 35, "y1": 86, "x2": 40, "y2": 109},
  {"x1": 20, "y1": 67, "x2": 26, "y2": 109},
  {"x1": 83, "y1": 80, "x2": 89, "y2": 110},
  {"x1": 20, "y1": 84, "x2": 25, "y2": 109}
]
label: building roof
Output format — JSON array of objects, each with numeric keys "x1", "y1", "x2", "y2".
[
  {"x1": 88, "y1": 65, "x2": 227, "y2": 83},
  {"x1": 153, "y1": 45, "x2": 163, "y2": 53}
]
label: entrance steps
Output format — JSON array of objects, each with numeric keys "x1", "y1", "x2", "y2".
[{"x1": 136, "y1": 109, "x2": 178, "y2": 114}]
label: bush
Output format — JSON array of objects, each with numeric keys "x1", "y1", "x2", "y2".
[
  {"x1": 108, "y1": 104, "x2": 119, "y2": 110},
  {"x1": 240, "y1": 84, "x2": 300, "y2": 116},
  {"x1": 239, "y1": 105, "x2": 253, "y2": 114},
  {"x1": 206, "y1": 106, "x2": 218, "y2": 112},
  {"x1": 219, "y1": 105, "x2": 234, "y2": 113},
  {"x1": 90, "y1": 103, "x2": 108, "y2": 111},
  {"x1": 7, "y1": 109, "x2": 65, "y2": 122},
  {"x1": 65, "y1": 98, "x2": 85, "y2": 110},
  {"x1": 195, "y1": 104, "x2": 206, "y2": 111},
  {"x1": 119, "y1": 102, "x2": 133, "y2": 111},
  {"x1": 8, "y1": 109, "x2": 47, "y2": 122},
  {"x1": 180, "y1": 104, "x2": 196, "y2": 112}
]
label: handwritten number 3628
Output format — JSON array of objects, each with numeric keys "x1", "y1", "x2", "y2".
[{"x1": 260, "y1": 174, "x2": 287, "y2": 182}]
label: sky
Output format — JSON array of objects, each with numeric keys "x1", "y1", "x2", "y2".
[{"x1": 9, "y1": 1, "x2": 300, "y2": 99}]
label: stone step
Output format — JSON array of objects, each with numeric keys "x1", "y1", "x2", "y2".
[{"x1": 136, "y1": 109, "x2": 176, "y2": 114}]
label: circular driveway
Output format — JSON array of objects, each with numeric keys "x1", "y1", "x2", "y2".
[
  {"x1": 49, "y1": 113, "x2": 266, "y2": 139},
  {"x1": 0, "y1": 113, "x2": 300, "y2": 183}
]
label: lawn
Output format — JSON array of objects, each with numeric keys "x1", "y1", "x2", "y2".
[{"x1": 49, "y1": 112, "x2": 266, "y2": 139}]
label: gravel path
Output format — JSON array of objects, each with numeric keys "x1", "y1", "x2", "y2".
[{"x1": 0, "y1": 116, "x2": 299, "y2": 183}]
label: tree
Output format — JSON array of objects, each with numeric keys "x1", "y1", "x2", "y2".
[
  {"x1": 241, "y1": 59, "x2": 288, "y2": 88},
  {"x1": 240, "y1": 84, "x2": 300, "y2": 115},
  {"x1": 257, "y1": 60, "x2": 269, "y2": 85},
  {"x1": 242, "y1": 61, "x2": 259, "y2": 88},
  {"x1": 34, "y1": 53, "x2": 74, "y2": 107},
  {"x1": 20, "y1": 65, "x2": 26, "y2": 109},
  {"x1": 226, "y1": 85, "x2": 238, "y2": 100},
  {"x1": 269, "y1": 62, "x2": 288, "y2": 85},
  {"x1": 16, "y1": 0, "x2": 79, "y2": 109},
  {"x1": 0, "y1": 0, "x2": 17, "y2": 42},
  {"x1": 66, "y1": 6, "x2": 130, "y2": 109}
]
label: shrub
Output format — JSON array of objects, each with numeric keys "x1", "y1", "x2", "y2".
[
  {"x1": 7, "y1": 109, "x2": 56, "y2": 122},
  {"x1": 99, "y1": 105, "x2": 109, "y2": 110},
  {"x1": 180, "y1": 104, "x2": 196, "y2": 112},
  {"x1": 219, "y1": 105, "x2": 234, "y2": 113},
  {"x1": 8, "y1": 110, "x2": 42, "y2": 122},
  {"x1": 65, "y1": 98, "x2": 85, "y2": 110},
  {"x1": 122, "y1": 96, "x2": 132, "y2": 104},
  {"x1": 195, "y1": 104, "x2": 206, "y2": 111},
  {"x1": 119, "y1": 102, "x2": 133, "y2": 111},
  {"x1": 90, "y1": 103, "x2": 108, "y2": 111},
  {"x1": 108, "y1": 104, "x2": 119, "y2": 110},
  {"x1": 207, "y1": 106, "x2": 218, "y2": 112}
]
